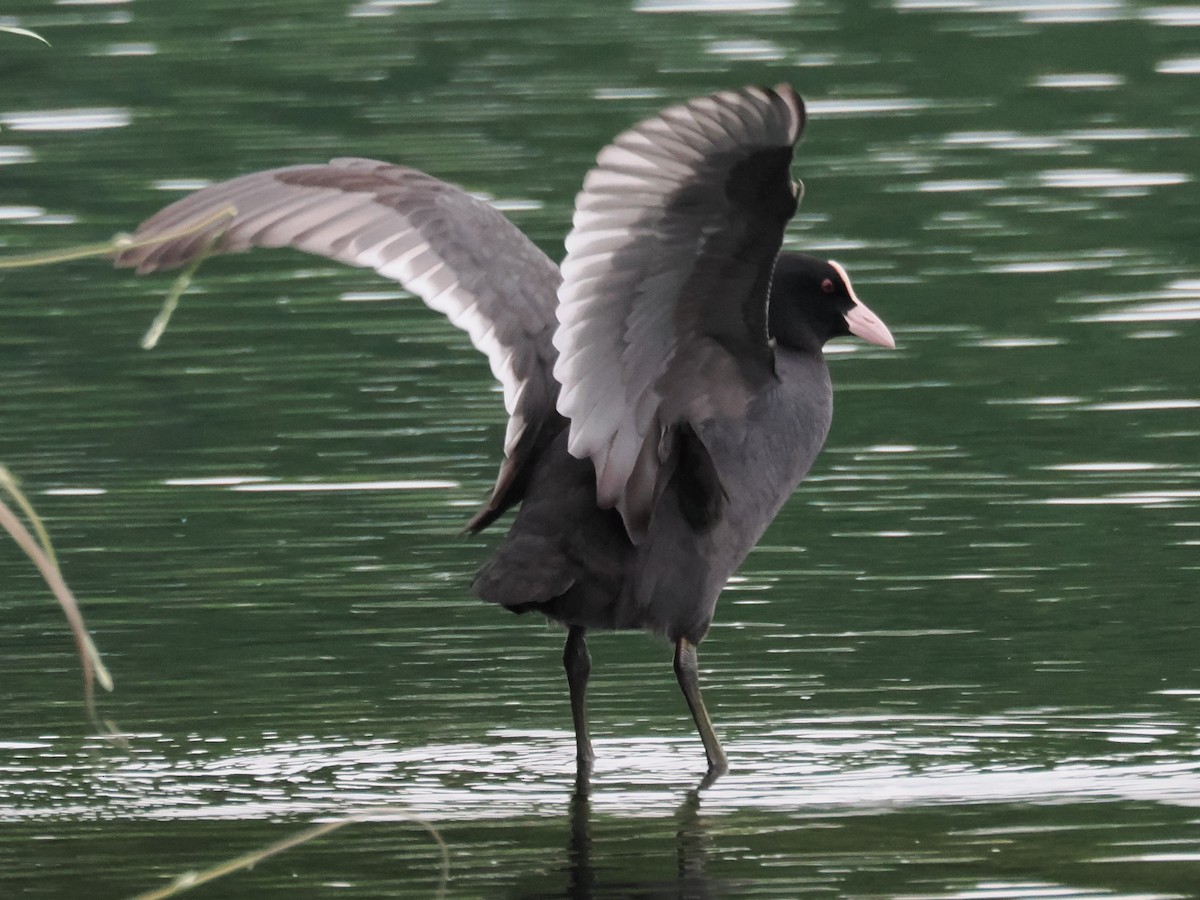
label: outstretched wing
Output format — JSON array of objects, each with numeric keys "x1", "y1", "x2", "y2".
[
  {"x1": 553, "y1": 84, "x2": 806, "y2": 541},
  {"x1": 114, "y1": 158, "x2": 562, "y2": 530}
]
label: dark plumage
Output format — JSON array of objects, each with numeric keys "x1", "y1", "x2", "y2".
[{"x1": 114, "y1": 85, "x2": 895, "y2": 776}]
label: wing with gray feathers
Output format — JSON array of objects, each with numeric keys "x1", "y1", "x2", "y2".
[
  {"x1": 114, "y1": 158, "x2": 562, "y2": 529},
  {"x1": 553, "y1": 84, "x2": 806, "y2": 541}
]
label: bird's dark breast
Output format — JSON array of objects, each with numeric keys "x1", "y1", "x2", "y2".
[{"x1": 646, "y1": 349, "x2": 834, "y2": 641}]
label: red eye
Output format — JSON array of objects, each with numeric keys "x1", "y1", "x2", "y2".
[{"x1": 821, "y1": 278, "x2": 835, "y2": 294}]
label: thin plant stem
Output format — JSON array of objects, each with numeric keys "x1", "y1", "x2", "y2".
[
  {"x1": 128, "y1": 811, "x2": 450, "y2": 900},
  {"x1": 0, "y1": 206, "x2": 236, "y2": 271},
  {"x1": 0, "y1": 205, "x2": 237, "y2": 348},
  {"x1": 140, "y1": 232, "x2": 221, "y2": 350},
  {"x1": 0, "y1": 473, "x2": 113, "y2": 722}
]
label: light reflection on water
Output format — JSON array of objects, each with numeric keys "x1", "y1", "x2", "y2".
[
  {"x1": 894, "y1": 0, "x2": 1200, "y2": 28},
  {"x1": 6, "y1": 709, "x2": 1199, "y2": 822},
  {"x1": 0, "y1": 108, "x2": 132, "y2": 132}
]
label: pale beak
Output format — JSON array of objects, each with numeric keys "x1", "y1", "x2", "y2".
[
  {"x1": 829, "y1": 259, "x2": 896, "y2": 350},
  {"x1": 844, "y1": 300, "x2": 896, "y2": 349}
]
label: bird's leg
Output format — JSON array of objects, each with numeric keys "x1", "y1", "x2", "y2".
[
  {"x1": 563, "y1": 626, "x2": 594, "y2": 773},
  {"x1": 673, "y1": 639, "x2": 729, "y2": 776}
]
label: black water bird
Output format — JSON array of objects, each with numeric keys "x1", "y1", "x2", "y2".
[{"x1": 114, "y1": 85, "x2": 895, "y2": 776}]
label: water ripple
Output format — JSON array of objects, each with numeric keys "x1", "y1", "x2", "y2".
[
  {"x1": 0, "y1": 107, "x2": 131, "y2": 132},
  {"x1": 4, "y1": 709, "x2": 1199, "y2": 823},
  {"x1": 1142, "y1": 5, "x2": 1200, "y2": 27},
  {"x1": 1157, "y1": 56, "x2": 1200, "y2": 74},
  {"x1": 634, "y1": 0, "x2": 795, "y2": 12}
]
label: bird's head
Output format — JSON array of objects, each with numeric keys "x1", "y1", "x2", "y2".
[{"x1": 769, "y1": 252, "x2": 895, "y2": 352}]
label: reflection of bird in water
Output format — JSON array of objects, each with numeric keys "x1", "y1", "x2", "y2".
[
  {"x1": 504, "y1": 772, "x2": 719, "y2": 899},
  {"x1": 115, "y1": 84, "x2": 895, "y2": 778},
  {"x1": 555, "y1": 776, "x2": 716, "y2": 900},
  {"x1": 567, "y1": 781, "x2": 595, "y2": 900}
]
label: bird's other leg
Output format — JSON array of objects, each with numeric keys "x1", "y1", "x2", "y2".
[
  {"x1": 563, "y1": 626, "x2": 594, "y2": 774},
  {"x1": 673, "y1": 638, "x2": 729, "y2": 776}
]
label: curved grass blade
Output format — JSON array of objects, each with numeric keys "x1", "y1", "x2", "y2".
[
  {"x1": 0, "y1": 467, "x2": 113, "y2": 727},
  {"x1": 0, "y1": 25, "x2": 50, "y2": 45},
  {"x1": 128, "y1": 811, "x2": 449, "y2": 900}
]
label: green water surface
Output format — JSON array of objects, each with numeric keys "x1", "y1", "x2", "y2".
[{"x1": 1, "y1": 1, "x2": 1198, "y2": 897}]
